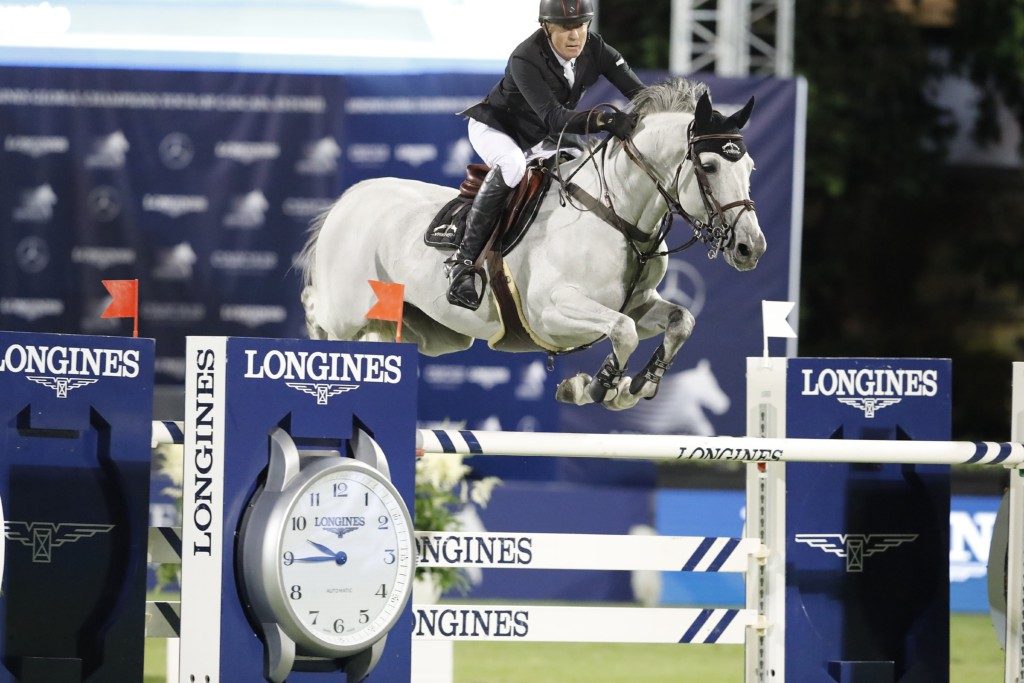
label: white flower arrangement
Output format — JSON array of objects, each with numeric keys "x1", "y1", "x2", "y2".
[{"x1": 414, "y1": 450, "x2": 501, "y2": 595}]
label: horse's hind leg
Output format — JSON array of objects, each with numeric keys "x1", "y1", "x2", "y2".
[
  {"x1": 540, "y1": 286, "x2": 639, "y2": 408},
  {"x1": 611, "y1": 290, "x2": 695, "y2": 409}
]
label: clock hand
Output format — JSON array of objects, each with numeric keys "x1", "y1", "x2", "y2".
[
  {"x1": 293, "y1": 555, "x2": 336, "y2": 563},
  {"x1": 308, "y1": 540, "x2": 337, "y2": 557},
  {"x1": 302, "y1": 540, "x2": 349, "y2": 566}
]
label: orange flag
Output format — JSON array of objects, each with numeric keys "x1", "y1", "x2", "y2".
[
  {"x1": 100, "y1": 279, "x2": 139, "y2": 337},
  {"x1": 365, "y1": 280, "x2": 405, "y2": 342}
]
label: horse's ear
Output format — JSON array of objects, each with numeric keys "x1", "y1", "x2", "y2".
[
  {"x1": 695, "y1": 91, "x2": 713, "y2": 125},
  {"x1": 729, "y1": 96, "x2": 755, "y2": 130}
]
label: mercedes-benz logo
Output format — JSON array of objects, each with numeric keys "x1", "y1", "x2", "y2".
[
  {"x1": 87, "y1": 186, "x2": 121, "y2": 222},
  {"x1": 658, "y1": 259, "x2": 707, "y2": 317},
  {"x1": 16, "y1": 236, "x2": 50, "y2": 274},
  {"x1": 159, "y1": 133, "x2": 194, "y2": 170}
]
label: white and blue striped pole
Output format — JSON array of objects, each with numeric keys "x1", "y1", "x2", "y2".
[{"x1": 417, "y1": 428, "x2": 1024, "y2": 467}]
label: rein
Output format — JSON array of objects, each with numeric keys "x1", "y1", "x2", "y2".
[{"x1": 540, "y1": 107, "x2": 756, "y2": 364}]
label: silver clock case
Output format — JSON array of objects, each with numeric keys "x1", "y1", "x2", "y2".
[{"x1": 238, "y1": 427, "x2": 415, "y2": 683}]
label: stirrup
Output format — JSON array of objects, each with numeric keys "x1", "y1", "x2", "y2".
[{"x1": 445, "y1": 257, "x2": 486, "y2": 310}]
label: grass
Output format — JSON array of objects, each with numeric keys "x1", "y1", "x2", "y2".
[{"x1": 144, "y1": 612, "x2": 1005, "y2": 682}]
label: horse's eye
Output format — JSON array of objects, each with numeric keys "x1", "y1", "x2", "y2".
[{"x1": 701, "y1": 162, "x2": 717, "y2": 174}]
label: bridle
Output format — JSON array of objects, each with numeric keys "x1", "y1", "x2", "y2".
[
  {"x1": 540, "y1": 106, "x2": 757, "y2": 361},
  {"x1": 644, "y1": 121, "x2": 756, "y2": 260},
  {"x1": 557, "y1": 110, "x2": 755, "y2": 263}
]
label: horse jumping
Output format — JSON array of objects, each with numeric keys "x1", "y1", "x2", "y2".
[{"x1": 299, "y1": 79, "x2": 765, "y2": 410}]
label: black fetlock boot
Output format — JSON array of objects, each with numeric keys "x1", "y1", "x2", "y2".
[
  {"x1": 445, "y1": 168, "x2": 513, "y2": 310},
  {"x1": 587, "y1": 353, "x2": 624, "y2": 403},
  {"x1": 629, "y1": 345, "x2": 672, "y2": 399}
]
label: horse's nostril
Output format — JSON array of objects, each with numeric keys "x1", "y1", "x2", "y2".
[{"x1": 737, "y1": 243, "x2": 751, "y2": 258}]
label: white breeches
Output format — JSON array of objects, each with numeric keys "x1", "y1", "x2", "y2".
[
  {"x1": 468, "y1": 119, "x2": 528, "y2": 186},
  {"x1": 467, "y1": 119, "x2": 576, "y2": 187}
]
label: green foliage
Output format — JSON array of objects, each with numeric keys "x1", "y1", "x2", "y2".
[
  {"x1": 597, "y1": 0, "x2": 670, "y2": 69},
  {"x1": 414, "y1": 480, "x2": 472, "y2": 594},
  {"x1": 601, "y1": 1, "x2": 1022, "y2": 438},
  {"x1": 794, "y1": 1, "x2": 958, "y2": 357}
]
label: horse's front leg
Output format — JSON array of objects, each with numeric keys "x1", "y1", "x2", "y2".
[
  {"x1": 540, "y1": 286, "x2": 639, "y2": 408},
  {"x1": 609, "y1": 290, "x2": 695, "y2": 409}
]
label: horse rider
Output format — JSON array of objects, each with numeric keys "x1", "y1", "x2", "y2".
[{"x1": 445, "y1": 0, "x2": 646, "y2": 310}]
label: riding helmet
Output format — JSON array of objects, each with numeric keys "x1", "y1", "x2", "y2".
[{"x1": 538, "y1": 0, "x2": 595, "y2": 25}]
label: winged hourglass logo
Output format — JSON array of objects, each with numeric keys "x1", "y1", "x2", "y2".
[
  {"x1": 836, "y1": 397, "x2": 901, "y2": 418},
  {"x1": 285, "y1": 383, "x2": 359, "y2": 405},
  {"x1": 5, "y1": 521, "x2": 115, "y2": 563},
  {"x1": 795, "y1": 533, "x2": 918, "y2": 572},
  {"x1": 26, "y1": 375, "x2": 98, "y2": 398}
]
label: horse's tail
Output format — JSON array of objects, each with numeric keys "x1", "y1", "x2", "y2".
[{"x1": 297, "y1": 203, "x2": 336, "y2": 340}]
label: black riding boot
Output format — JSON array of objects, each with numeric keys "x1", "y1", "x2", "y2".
[{"x1": 445, "y1": 168, "x2": 513, "y2": 310}]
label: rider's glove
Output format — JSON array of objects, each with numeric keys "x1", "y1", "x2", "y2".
[{"x1": 596, "y1": 111, "x2": 638, "y2": 140}]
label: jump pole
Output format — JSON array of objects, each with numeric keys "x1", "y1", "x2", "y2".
[{"x1": 416, "y1": 430, "x2": 1024, "y2": 466}]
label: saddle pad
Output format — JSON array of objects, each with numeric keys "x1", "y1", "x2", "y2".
[{"x1": 424, "y1": 196, "x2": 471, "y2": 250}]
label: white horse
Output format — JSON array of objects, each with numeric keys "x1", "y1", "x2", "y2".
[{"x1": 300, "y1": 79, "x2": 765, "y2": 410}]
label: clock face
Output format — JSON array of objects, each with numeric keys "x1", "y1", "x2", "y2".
[{"x1": 277, "y1": 465, "x2": 413, "y2": 650}]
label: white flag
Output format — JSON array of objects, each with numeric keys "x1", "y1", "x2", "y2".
[{"x1": 762, "y1": 300, "x2": 797, "y2": 357}]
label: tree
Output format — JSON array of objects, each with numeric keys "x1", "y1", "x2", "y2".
[{"x1": 601, "y1": 0, "x2": 1022, "y2": 437}]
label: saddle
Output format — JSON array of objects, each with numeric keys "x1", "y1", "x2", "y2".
[
  {"x1": 424, "y1": 160, "x2": 553, "y2": 256},
  {"x1": 424, "y1": 158, "x2": 559, "y2": 352}
]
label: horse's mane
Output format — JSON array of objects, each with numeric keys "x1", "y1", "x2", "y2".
[{"x1": 630, "y1": 77, "x2": 707, "y2": 116}]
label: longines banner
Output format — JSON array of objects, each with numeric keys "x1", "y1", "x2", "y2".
[{"x1": 0, "y1": 66, "x2": 802, "y2": 483}]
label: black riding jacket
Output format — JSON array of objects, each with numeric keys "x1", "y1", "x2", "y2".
[{"x1": 461, "y1": 28, "x2": 645, "y2": 149}]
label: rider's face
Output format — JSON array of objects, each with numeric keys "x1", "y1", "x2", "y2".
[{"x1": 546, "y1": 21, "x2": 589, "y2": 61}]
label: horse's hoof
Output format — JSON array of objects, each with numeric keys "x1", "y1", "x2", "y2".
[
  {"x1": 556, "y1": 373, "x2": 594, "y2": 405},
  {"x1": 605, "y1": 377, "x2": 642, "y2": 411}
]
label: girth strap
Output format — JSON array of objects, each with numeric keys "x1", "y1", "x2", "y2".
[{"x1": 565, "y1": 182, "x2": 652, "y2": 243}]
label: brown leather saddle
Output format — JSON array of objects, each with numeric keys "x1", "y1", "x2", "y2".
[
  {"x1": 423, "y1": 159, "x2": 557, "y2": 351},
  {"x1": 424, "y1": 161, "x2": 552, "y2": 256}
]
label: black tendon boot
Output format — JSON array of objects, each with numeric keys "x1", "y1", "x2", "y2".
[{"x1": 444, "y1": 168, "x2": 513, "y2": 310}]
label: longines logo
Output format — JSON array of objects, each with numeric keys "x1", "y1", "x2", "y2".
[
  {"x1": 5, "y1": 521, "x2": 114, "y2": 563},
  {"x1": 4, "y1": 135, "x2": 68, "y2": 158},
  {"x1": 244, "y1": 350, "x2": 402, "y2": 383},
  {"x1": 316, "y1": 517, "x2": 365, "y2": 537},
  {"x1": 286, "y1": 382, "x2": 358, "y2": 405},
  {"x1": 836, "y1": 397, "x2": 901, "y2": 418},
  {"x1": 26, "y1": 375, "x2": 98, "y2": 398},
  {"x1": 0, "y1": 344, "x2": 140, "y2": 383},
  {"x1": 794, "y1": 533, "x2": 918, "y2": 572},
  {"x1": 800, "y1": 368, "x2": 938, "y2": 419}
]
